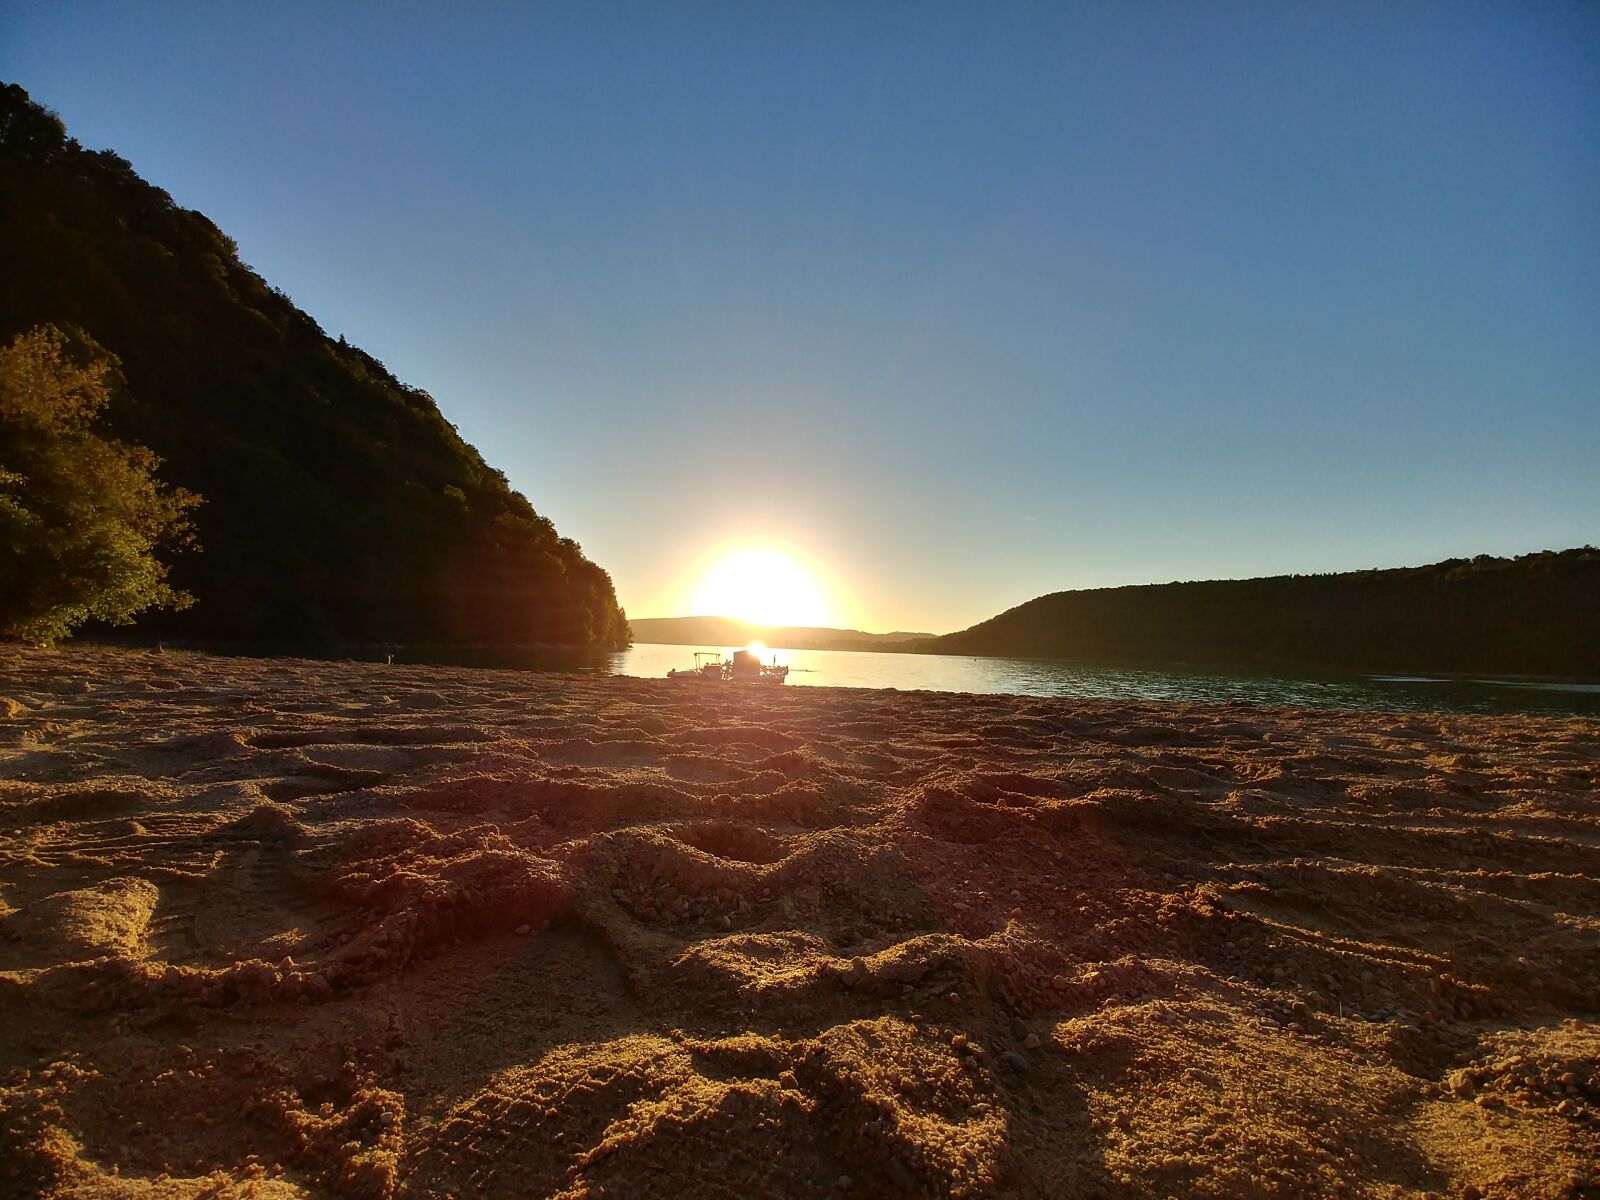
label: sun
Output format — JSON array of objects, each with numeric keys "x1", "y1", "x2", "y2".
[{"x1": 691, "y1": 547, "x2": 831, "y2": 628}]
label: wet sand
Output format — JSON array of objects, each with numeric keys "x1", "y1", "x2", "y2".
[{"x1": 1, "y1": 645, "x2": 1597, "y2": 1199}]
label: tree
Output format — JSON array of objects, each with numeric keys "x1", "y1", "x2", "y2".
[
  {"x1": 0, "y1": 324, "x2": 200, "y2": 643},
  {"x1": 2, "y1": 83, "x2": 629, "y2": 651}
]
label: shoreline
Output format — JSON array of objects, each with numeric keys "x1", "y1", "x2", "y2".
[
  {"x1": 74, "y1": 636, "x2": 1600, "y2": 692},
  {"x1": 2, "y1": 646, "x2": 1597, "y2": 1197}
]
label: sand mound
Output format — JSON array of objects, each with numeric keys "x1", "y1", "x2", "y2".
[
  {"x1": 6, "y1": 877, "x2": 159, "y2": 960},
  {"x1": 0, "y1": 645, "x2": 1597, "y2": 1198}
]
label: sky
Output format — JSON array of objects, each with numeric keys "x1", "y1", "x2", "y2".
[{"x1": 3, "y1": 2, "x2": 1597, "y2": 633}]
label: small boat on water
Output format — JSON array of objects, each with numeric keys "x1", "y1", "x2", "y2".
[{"x1": 668, "y1": 648, "x2": 790, "y2": 684}]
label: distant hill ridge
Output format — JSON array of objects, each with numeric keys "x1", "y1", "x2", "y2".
[
  {"x1": 0, "y1": 83, "x2": 628, "y2": 651},
  {"x1": 922, "y1": 548, "x2": 1600, "y2": 679},
  {"x1": 630, "y1": 616, "x2": 936, "y2": 651}
]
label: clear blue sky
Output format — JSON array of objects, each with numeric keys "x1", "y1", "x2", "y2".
[{"x1": 4, "y1": 2, "x2": 1597, "y2": 631}]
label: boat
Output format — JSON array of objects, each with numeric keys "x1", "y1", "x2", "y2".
[{"x1": 667, "y1": 648, "x2": 789, "y2": 684}]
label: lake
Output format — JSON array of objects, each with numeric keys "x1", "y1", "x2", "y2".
[{"x1": 611, "y1": 642, "x2": 1600, "y2": 718}]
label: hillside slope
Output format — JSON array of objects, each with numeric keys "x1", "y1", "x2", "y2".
[
  {"x1": 0, "y1": 83, "x2": 627, "y2": 651},
  {"x1": 926, "y1": 548, "x2": 1600, "y2": 679},
  {"x1": 629, "y1": 616, "x2": 935, "y2": 650}
]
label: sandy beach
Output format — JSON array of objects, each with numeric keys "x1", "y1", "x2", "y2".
[{"x1": 1, "y1": 645, "x2": 1596, "y2": 1199}]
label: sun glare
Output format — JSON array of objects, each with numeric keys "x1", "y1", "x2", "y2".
[{"x1": 692, "y1": 548, "x2": 831, "y2": 628}]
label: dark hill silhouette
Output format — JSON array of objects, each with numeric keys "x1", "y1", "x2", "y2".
[
  {"x1": 0, "y1": 83, "x2": 628, "y2": 651},
  {"x1": 922, "y1": 548, "x2": 1600, "y2": 680},
  {"x1": 629, "y1": 616, "x2": 935, "y2": 650}
]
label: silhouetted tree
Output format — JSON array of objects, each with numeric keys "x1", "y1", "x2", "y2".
[{"x1": 0, "y1": 81, "x2": 629, "y2": 652}]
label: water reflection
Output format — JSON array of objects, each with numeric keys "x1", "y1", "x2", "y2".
[{"x1": 612, "y1": 643, "x2": 1600, "y2": 718}]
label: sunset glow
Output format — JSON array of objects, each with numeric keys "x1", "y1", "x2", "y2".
[{"x1": 691, "y1": 548, "x2": 831, "y2": 627}]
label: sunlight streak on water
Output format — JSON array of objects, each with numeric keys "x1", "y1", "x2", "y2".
[{"x1": 611, "y1": 644, "x2": 1600, "y2": 717}]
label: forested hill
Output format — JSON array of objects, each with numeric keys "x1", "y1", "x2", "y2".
[
  {"x1": 925, "y1": 549, "x2": 1600, "y2": 679},
  {"x1": 0, "y1": 83, "x2": 628, "y2": 651},
  {"x1": 628, "y1": 617, "x2": 935, "y2": 649}
]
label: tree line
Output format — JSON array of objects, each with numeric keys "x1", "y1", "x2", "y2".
[
  {"x1": 922, "y1": 548, "x2": 1600, "y2": 679},
  {"x1": 0, "y1": 83, "x2": 629, "y2": 652}
]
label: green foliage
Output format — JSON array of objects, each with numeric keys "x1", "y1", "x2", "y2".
[
  {"x1": 928, "y1": 548, "x2": 1600, "y2": 679},
  {"x1": 0, "y1": 324, "x2": 198, "y2": 643},
  {"x1": 0, "y1": 82, "x2": 629, "y2": 651}
]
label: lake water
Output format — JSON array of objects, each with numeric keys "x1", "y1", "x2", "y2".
[{"x1": 611, "y1": 643, "x2": 1600, "y2": 718}]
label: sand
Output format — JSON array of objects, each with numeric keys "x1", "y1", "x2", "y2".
[{"x1": 0, "y1": 646, "x2": 1596, "y2": 1200}]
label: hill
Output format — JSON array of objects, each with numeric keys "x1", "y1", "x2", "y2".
[
  {"x1": 924, "y1": 548, "x2": 1600, "y2": 679},
  {"x1": 0, "y1": 83, "x2": 628, "y2": 651},
  {"x1": 629, "y1": 616, "x2": 936, "y2": 651}
]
